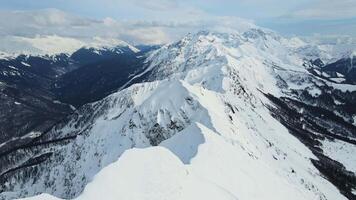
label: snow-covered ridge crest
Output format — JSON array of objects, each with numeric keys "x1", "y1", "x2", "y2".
[
  {"x1": 11, "y1": 76, "x2": 345, "y2": 200},
  {"x1": 145, "y1": 29, "x2": 356, "y2": 95},
  {"x1": 3, "y1": 29, "x2": 353, "y2": 200},
  {"x1": 145, "y1": 28, "x2": 304, "y2": 96}
]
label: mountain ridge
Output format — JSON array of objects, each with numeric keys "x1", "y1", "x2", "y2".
[
  {"x1": 0, "y1": 43, "x2": 155, "y2": 156},
  {"x1": 1, "y1": 28, "x2": 356, "y2": 200}
]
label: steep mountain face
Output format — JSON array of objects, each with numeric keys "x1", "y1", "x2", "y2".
[
  {"x1": 0, "y1": 44, "x2": 152, "y2": 156},
  {"x1": 0, "y1": 54, "x2": 75, "y2": 154},
  {"x1": 1, "y1": 29, "x2": 356, "y2": 200},
  {"x1": 303, "y1": 57, "x2": 356, "y2": 127},
  {"x1": 53, "y1": 46, "x2": 149, "y2": 107},
  {"x1": 321, "y1": 54, "x2": 356, "y2": 84}
]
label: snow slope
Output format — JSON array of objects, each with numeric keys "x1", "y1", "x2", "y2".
[
  {"x1": 20, "y1": 146, "x2": 237, "y2": 200},
  {"x1": 12, "y1": 78, "x2": 346, "y2": 200},
  {"x1": 19, "y1": 121, "x2": 345, "y2": 200},
  {"x1": 322, "y1": 139, "x2": 356, "y2": 173},
  {"x1": 4, "y1": 28, "x2": 355, "y2": 200}
]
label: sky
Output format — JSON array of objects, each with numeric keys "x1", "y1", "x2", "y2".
[{"x1": 0, "y1": 0, "x2": 355, "y2": 45}]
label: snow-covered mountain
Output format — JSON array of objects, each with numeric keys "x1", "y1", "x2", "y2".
[
  {"x1": 0, "y1": 43, "x2": 156, "y2": 157},
  {"x1": 1, "y1": 27, "x2": 356, "y2": 200}
]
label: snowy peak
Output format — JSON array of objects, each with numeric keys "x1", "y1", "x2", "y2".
[
  {"x1": 144, "y1": 29, "x2": 305, "y2": 98},
  {"x1": 145, "y1": 29, "x2": 356, "y2": 100},
  {"x1": 2, "y1": 29, "x2": 356, "y2": 200}
]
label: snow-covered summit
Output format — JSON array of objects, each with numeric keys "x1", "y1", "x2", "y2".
[
  {"x1": 144, "y1": 29, "x2": 305, "y2": 96},
  {"x1": 3, "y1": 29, "x2": 356, "y2": 200}
]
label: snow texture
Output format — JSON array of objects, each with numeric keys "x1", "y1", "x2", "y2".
[
  {"x1": 322, "y1": 139, "x2": 356, "y2": 173},
  {"x1": 10, "y1": 27, "x2": 355, "y2": 200}
]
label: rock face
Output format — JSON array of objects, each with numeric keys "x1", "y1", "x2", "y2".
[{"x1": 1, "y1": 28, "x2": 356, "y2": 200}]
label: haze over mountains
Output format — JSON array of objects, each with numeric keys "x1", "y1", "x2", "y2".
[{"x1": 0, "y1": 4, "x2": 356, "y2": 200}]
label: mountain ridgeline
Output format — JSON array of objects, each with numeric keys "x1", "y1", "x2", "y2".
[
  {"x1": 0, "y1": 29, "x2": 355, "y2": 200},
  {"x1": 0, "y1": 44, "x2": 158, "y2": 155}
]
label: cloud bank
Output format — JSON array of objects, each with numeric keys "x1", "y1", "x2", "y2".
[
  {"x1": 0, "y1": 0, "x2": 355, "y2": 54},
  {"x1": 0, "y1": 8, "x2": 259, "y2": 54}
]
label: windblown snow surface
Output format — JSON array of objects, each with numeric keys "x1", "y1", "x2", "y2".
[{"x1": 8, "y1": 28, "x2": 355, "y2": 200}]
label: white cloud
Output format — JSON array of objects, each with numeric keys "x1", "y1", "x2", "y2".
[
  {"x1": 132, "y1": 0, "x2": 179, "y2": 11},
  {"x1": 0, "y1": 8, "x2": 257, "y2": 49},
  {"x1": 1, "y1": 1, "x2": 354, "y2": 54},
  {"x1": 122, "y1": 27, "x2": 171, "y2": 44},
  {"x1": 15, "y1": 35, "x2": 86, "y2": 55},
  {"x1": 286, "y1": 0, "x2": 356, "y2": 20}
]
